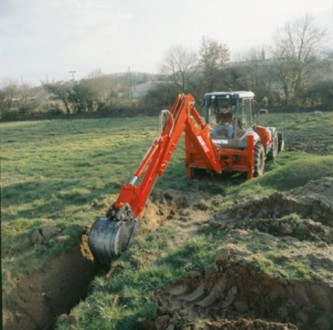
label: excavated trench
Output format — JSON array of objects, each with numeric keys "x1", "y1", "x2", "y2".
[
  {"x1": 2, "y1": 192, "x2": 183, "y2": 330},
  {"x1": 3, "y1": 234, "x2": 98, "y2": 330}
]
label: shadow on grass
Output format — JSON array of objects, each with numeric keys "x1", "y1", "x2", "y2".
[{"x1": 1, "y1": 180, "x2": 112, "y2": 222}]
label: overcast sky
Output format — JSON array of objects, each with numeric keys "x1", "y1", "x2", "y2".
[{"x1": 1, "y1": 0, "x2": 332, "y2": 86}]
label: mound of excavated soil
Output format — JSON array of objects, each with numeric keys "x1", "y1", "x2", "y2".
[
  {"x1": 218, "y1": 177, "x2": 333, "y2": 227},
  {"x1": 139, "y1": 189, "x2": 220, "y2": 233},
  {"x1": 153, "y1": 177, "x2": 333, "y2": 330}
]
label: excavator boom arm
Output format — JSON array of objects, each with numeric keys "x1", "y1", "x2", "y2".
[
  {"x1": 114, "y1": 93, "x2": 221, "y2": 218},
  {"x1": 88, "y1": 94, "x2": 221, "y2": 264}
]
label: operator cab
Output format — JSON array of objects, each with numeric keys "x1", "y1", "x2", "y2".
[{"x1": 202, "y1": 91, "x2": 259, "y2": 148}]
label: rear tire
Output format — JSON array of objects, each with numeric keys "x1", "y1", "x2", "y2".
[
  {"x1": 267, "y1": 132, "x2": 279, "y2": 160},
  {"x1": 254, "y1": 143, "x2": 265, "y2": 177},
  {"x1": 278, "y1": 132, "x2": 285, "y2": 152}
]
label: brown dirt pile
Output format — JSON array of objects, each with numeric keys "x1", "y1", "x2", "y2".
[
  {"x1": 219, "y1": 177, "x2": 333, "y2": 227},
  {"x1": 139, "y1": 189, "x2": 219, "y2": 233}
]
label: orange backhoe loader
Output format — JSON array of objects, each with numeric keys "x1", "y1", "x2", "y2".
[{"x1": 88, "y1": 92, "x2": 283, "y2": 264}]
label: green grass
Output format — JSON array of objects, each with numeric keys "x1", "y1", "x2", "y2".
[
  {"x1": 223, "y1": 229, "x2": 327, "y2": 282},
  {"x1": 1, "y1": 111, "x2": 333, "y2": 329},
  {"x1": 0, "y1": 118, "x2": 185, "y2": 281}
]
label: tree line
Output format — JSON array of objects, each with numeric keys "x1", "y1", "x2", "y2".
[
  {"x1": 156, "y1": 15, "x2": 332, "y2": 111},
  {"x1": 1, "y1": 15, "x2": 332, "y2": 121}
]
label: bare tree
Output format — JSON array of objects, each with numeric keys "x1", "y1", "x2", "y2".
[
  {"x1": 85, "y1": 69, "x2": 114, "y2": 104},
  {"x1": 0, "y1": 80, "x2": 17, "y2": 116},
  {"x1": 41, "y1": 81, "x2": 72, "y2": 113},
  {"x1": 239, "y1": 47, "x2": 276, "y2": 105},
  {"x1": 161, "y1": 44, "x2": 198, "y2": 92},
  {"x1": 68, "y1": 80, "x2": 98, "y2": 113},
  {"x1": 270, "y1": 15, "x2": 327, "y2": 105},
  {"x1": 199, "y1": 36, "x2": 230, "y2": 91}
]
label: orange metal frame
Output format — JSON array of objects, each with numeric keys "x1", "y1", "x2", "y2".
[
  {"x1": 186, "y1": 134, "x2": 254, "y2": 180},
  {"x1": 113, "y1": 93, "x2": 256, "y2": 218}
]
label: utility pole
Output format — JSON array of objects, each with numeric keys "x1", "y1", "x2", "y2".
[
  {"x1": 69, "y1": 70, "x2": 76, "y2": 81},
  {"x1": 128, "y1": 66, "x2": 133, "y2": 100}
]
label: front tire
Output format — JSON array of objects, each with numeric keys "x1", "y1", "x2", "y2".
[{"x1": 254, "y1": 143, "x2": 265, "y2": 177}]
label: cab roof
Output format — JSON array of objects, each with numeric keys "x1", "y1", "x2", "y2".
[{"x1": 203, "y1": 91, "x2": 255, "y2": 99}]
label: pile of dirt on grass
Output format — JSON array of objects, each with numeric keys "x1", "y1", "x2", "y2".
[
  {"x1": 218, "y1": 177, "x2": 333, "y2": 226},
  {"x1": 139, "y1": 189, "x2": 222, "y2": 233},
  {"x1": 210, "y1": 177, "x2": 333, "y2": 246},
  {"x1": 3, "y1": 233, "x2": 97, "y2": 330},
  {"x1": 153, "y1": 177, "x2": 333, "y2": 330}
]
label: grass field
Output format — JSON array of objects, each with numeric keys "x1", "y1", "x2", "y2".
[{"x1": 1, "y1": 111, "x2": 333, "y2": 329}]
